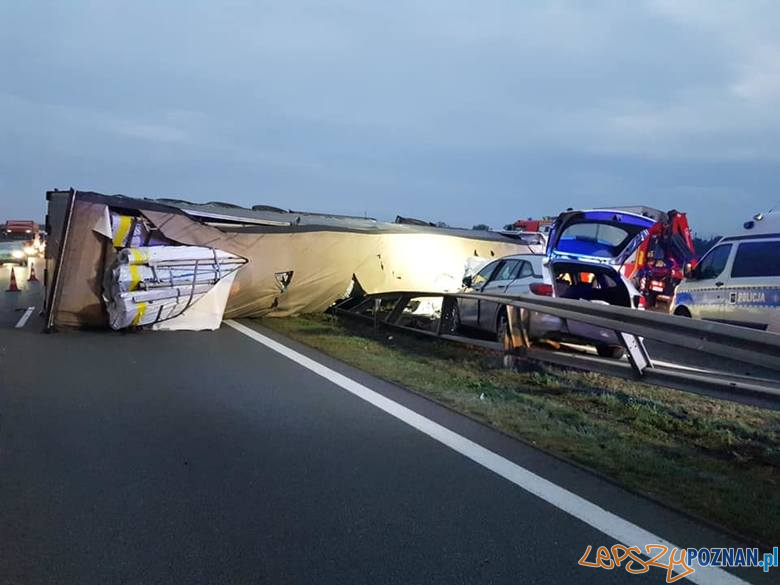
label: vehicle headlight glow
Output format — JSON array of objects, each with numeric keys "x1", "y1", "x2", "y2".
[
  {"x1": 23, "y1": 246, "x2": 36, "y2": 255},
  {"x1": 12, "y1": 250, "x2": 24, "y2": 259}
]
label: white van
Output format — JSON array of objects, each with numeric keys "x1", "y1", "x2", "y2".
[{"x1": 671, "y1": 211, "x2": 780, "y2": 333}]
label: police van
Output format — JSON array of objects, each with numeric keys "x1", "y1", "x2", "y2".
[{"x1": 671, "y1": 211, "x2": 780, "y2": 332}]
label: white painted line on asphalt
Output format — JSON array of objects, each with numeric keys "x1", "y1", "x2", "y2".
[
  {"x1": 225, "y1": 319, "x2": 750, "y2": 585},
  {"x1": 15, "y1": 306, "x2": 35, "y2": 329}
]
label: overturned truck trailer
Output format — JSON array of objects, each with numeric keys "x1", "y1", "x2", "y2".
[{"x1": 44, "y1": 189, "x2": 535, "y2": 331}]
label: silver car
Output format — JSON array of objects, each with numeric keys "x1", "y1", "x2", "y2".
[
  {"x1": 0, "y1": 238, "x2": 28, "y2": 266},
  {"x1": 454, "y1": 254, "x2": 547, "y2": 340},
  {"x1": 453, "y1": 209, "x2": 655, "y2": 358}
]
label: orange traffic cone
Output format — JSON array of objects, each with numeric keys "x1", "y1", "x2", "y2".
[
  {"x1": 27, "y1": 264, "x2": 39, "y2": 282},
  {"x1": 6, "y1": 266, "x2": 20, "y2": 292}
]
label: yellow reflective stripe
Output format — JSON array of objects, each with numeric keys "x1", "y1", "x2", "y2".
[
  {"x1": 132, "y1": 302, "x2": 147, "y2": 326},
  {"x1": 113, "y1": 215, "x2": 132, "y2": 247},
  {"x1": 129, "y1": 264, "x2": 142, "y2": 290},
  {"x1": 130, "y1": 248, "x2": 146, "y2": 264}
]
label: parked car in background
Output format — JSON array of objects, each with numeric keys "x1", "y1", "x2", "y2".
[
  {"x1": 672, "y1": 211, "x2": 780, "y2": 333},
  {"x1": 0, "y1": 220, "x2": 43, "y2": 265},
  {"x1": 0, "y1": 231, "x2": 31, "y2": 266}
]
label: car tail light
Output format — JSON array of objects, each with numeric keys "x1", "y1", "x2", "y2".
[{"x1": 529, "y1": 282, "x2": 553, "y2": 296}]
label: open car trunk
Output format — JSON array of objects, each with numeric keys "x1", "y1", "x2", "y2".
[
  {"x1": 546, "y1": 209, "x2": 658, "y2": 268},
  {"x1": 551, "y1": 261, "x2": 632, "y2": 307}
]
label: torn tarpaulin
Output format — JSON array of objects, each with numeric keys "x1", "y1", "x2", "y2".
[{"x1": 45, "y1": 189, "x2": 535, "y2": 330}]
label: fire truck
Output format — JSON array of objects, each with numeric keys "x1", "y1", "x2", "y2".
[
  {"x1": 506, "y1": 217, "x2": 556, "y2": 234},
  {"x1": 630, "y1": 210, "x2": 697, "y2": 308}
]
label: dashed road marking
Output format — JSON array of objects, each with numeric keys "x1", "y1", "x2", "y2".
[{"x1": 15, "y1": 306, "x2": 35, "y2": 329}]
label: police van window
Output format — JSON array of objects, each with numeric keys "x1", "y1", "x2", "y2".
[
  {"x1": 731, "y1": 241, "x2": 780, "y2": 278},
  {"x1": 697, "y1": 244, "x2": 731, "y2": 279}
]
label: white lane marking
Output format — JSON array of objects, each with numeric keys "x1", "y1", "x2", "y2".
[
  {"x1": 15, "y1": 306, "x2": 35, "y2": 329},
  {"x1": 225, "y1": 319, "x2": 750, "y2": 585}
]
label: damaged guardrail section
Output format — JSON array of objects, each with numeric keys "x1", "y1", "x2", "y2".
[{"x1": 333, "y1": 291, "x2": 780, "y2": 410}]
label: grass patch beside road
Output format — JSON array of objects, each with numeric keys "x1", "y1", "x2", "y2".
[{"x1": 260, "y1": 314, "x2": 780, "y2": 546}]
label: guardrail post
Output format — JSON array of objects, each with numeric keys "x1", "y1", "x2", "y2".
[
  {"x1": 373, "y1": 298, "x2": 381, "y2": 329},
  {"x1": 438, "y1": 295, "x2": 456, "y2": 336},
  {"x1": 619, "y1": 332, "x2": 653, "y2": 377},
  {"x1": 385, "y1": 294, "x2": 411, "y2": 325},
  {"x1": 504, "y1": 306, "x2": 530, "y2": 370}
]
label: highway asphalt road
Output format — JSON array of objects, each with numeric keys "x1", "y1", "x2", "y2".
[
  {"x1": 0, "y1": 266, "x2": 774, "y2": 584},
  {"x1": 0, "y1": 259, "x2": 43, "y2": 328}
]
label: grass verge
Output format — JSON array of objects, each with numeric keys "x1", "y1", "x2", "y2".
[{"x1": 260, "y1": 313, "x2": 780, "y2": 545}]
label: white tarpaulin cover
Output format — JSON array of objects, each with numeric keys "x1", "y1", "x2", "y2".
[
  {"x1": 151, "y1": 272, "x2": 237, "y2": 331},
  {"x1": 116, "y1": 246, "x2": 240, "y2": 265},
  {"x1": 112, "y1": 264, "x2": 243, "y2": 292},
  {"x1": 105, "y1": 245, "x2": 246, "y2": 330}
]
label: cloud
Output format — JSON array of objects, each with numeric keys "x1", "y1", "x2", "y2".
[{"x1": 1, "y1": 1, "x2": 779, "y2": 233}]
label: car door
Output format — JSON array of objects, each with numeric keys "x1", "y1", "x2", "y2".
[
  {"x1": 686, "y1": 243, "x2": 733, "y2": 321},
  {"x1": 477, "y1": 260, "x2": 520, "y2": 331},
  {"x1": 459, "y1": 260, "x2": 501, "y2": 328},
  {"x1": 722, "y1": 239, "x2": 780, "y2": 330}
]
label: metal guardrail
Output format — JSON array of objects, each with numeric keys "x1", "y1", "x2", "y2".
[{"x1": 333, "y1": 291, "x2": 780, "y2": 410}]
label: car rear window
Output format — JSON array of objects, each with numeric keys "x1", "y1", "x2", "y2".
[
  {"x1": 731, "y1": 241, "x2": 780, "y2": 278},
  {"x1": 557, "y1": 223, "x2": 633, "y2": 257}
]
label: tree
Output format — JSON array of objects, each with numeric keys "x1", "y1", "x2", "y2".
[
  {"x1": 472, "y1": 223, "x2": 490, "y2": 231},
  {"x1": 692, "y1": 235, "x2": 721, "y2": 256}
]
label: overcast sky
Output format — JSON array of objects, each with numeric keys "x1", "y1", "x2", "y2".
[{"x1": 2, "y1": 1, "x2": 779, "y2": 234}]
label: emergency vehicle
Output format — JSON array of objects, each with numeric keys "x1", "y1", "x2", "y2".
[{"x1": 672, "y1": 211, "x2": 780, "y2": 332}]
